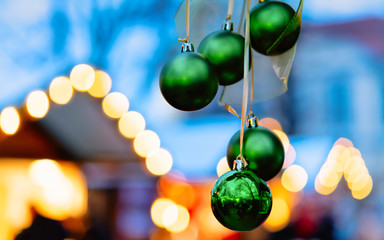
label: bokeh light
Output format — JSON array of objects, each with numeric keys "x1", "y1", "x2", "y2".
[
  {"x1": 315, "y1": 176, "x2": 338, "y2": 195},
  {"x1": 69, "y1": 64, "x2": 95, "y2": 91},
  {"x1": 26, "y1": 90, "x2": 50, "y2": 118},
  {"x1": 0, "y1": 107, "x2": 20, "y2": 135},
  {"x1": 165, "y1": 205, "x2": 190, "y2": 233},
  {"x1": 281, "y1": 165, "x2": 308, "y2": 192},
  {"x1": 151, "y1": 198, "x2": 177, "y2": 228},
  {"x1": 102, "y1": 92, "x2": 129, "y2": 119},
  {"x1": 283, "y1": 144, "x2": 296, "y2": 168},
  {"x1": 264, "y1": 198, "x2": 290, "y2": 232},
  {"x1": 134, "y1": 130, "x2": 160, "y2": 157},
  {"x1": 146, "y1": 148, "x2": 173, "y2": 176},
  {"x1": 273, "y1": 130, "x2": 290, "y2": 152},
  {"x1": 259, "y1": 117, "x2": 282, "y2": 131},
  {"x1": 216, "y1": 157, "x2": 231, "y2": 177},
  {"x1": 351, "y1": 175, "x2": 373, "y2": 200},
  {"x1": 118, "y1": 111, "x2": 146, "y2": 138},
  {"x1": 49, "y1": 76, "x2": 74, "y2": 104},
  {"x1": 88, "y1": 70, "x2": 112, "y2": 98},
  {"x1": 28, "y1": 159, "x2": 64, "y2": 187},
  {"x1": 334, "y1": 137, "x2": 353, "y2": 148}
]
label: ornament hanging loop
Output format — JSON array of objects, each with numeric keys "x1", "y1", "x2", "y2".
[{"x1": 178, "y1": 0, "x2": 191, "y2": 43}]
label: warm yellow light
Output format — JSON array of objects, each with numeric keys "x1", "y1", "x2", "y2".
[
  {"x1": 351, "y1": 176, "x2": 373, "y2": 200},
  {"x1": 166, "y1": 205, "x2": 190, "y2": 233},
  {"x1": 146, "y1": 148, "x2": 173, "y2": 176},
  {"x1": 134, "y1": 130, "x2": 161, "y2": 157},
  {"x1": 26, "y1": 90, "x2": 50, "y2": 118},
  {"x1": 273, "y1": 130, "x2": 290, "y2": 152},
  {"x1": 49, "y1": 76, "x2": 74, "y2": 104},
  {"x1": 348, "y1": 147, "x2": 361, "y2": 158},
  {"x1": 283, "y1": 144, "x2": 296, "y2": 169},
  {"x1": 88, "y1": 70, "x2": 112, "y2": 98},
  {"x1": 259, "y1": 118, "x2": 282, "y2": 131},
  {"x1": 102, "y1": 92, "x2": 129, "y2": 119},
  {"x1": 118, "y1": 111, "x2": 146, "y2": 138},
  {"x1": 151, "y1": 198, "x2": 176, "y2": 228},
  {"x1": 216, "y1": 157, "x2": 231, "y2": 177},
  {"x1": 344, "y1": 164, "x2": 368, "y2": 183},
  {"x1": 69, "y1": 64, "x2": 95, "y2": 91},
  {"x1": 318, "y1": 161, "x2": 342, "y2": 188},
  {"x1": 170, "y1": 223, "x2": 198, "y2": 240},
  {"x1": 264, "y1": 198, "x2": 290, "y2": 232},
  {"x1": 0, "y1": 107, "x2": 20, "y2": 135},
  {"x1": 29, "y1": 159, "x2": 64, "y2": 187},
  {"x1": 338, "y1": 148, "x2": 352, "y2": 168},
  {"x1": 281, "y1": 165, "x2": 307, "y2": 192},
  {"x1": 349, "y1": 172, "x2": 370, "y2": 192},
  {"x1": 344, "y1": 156, "x2": 364, "y2": 173},
  {"x1": 327, "y1": 145, "x2": 346, "y2": 163},
  {"x1": 315, "y1": 176, "x2": 337, "y2": 195}
]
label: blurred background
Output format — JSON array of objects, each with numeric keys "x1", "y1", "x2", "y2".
[{"x1": 0, "y1": 0, "x2": 383, "y2": 239}]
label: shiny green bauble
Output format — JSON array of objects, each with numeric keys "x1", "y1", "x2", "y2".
[
  {"x1": 159, "y1": 52, "x2": 219, "y2": 111},
  {"x1": 250, "y1": 1, "x2": 299, "y2": 55},
  {"x1": 211, "y1": 169, "x2": 272, "y2": 231},
  {"x1": 227, "y1": 126, "x2": 285, "y2": 181},
  {"x1": 198, "y1": 30, "x2": 245, "y2": 86}
]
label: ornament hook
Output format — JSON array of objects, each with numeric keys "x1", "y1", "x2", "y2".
[
  {"x1": 246, "y1": 113, "x2": 259, "y2": 128},
  {"x1": 181, "y1": 41, "x2": 194, "y2": 52},
  {"x1": 221, "y1": 19, "x2": 234, "y2": 31},
  {"x1": 234, "y1": 155, "x2": 247, "y2": 170}
]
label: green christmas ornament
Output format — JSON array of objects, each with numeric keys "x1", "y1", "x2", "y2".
[
  {"x1": 250, "y1": 0, "x2": 300, "y2": 56},
  {"x1": 198, "y1": 19, "x2": 246, "y2": 86},
  {"x1": 159, "y1": 42, "x2": 219, "y2": 111},
  {"x1": 211, "y1": 159, "x2": 272, "y2": 231},
  {"x1": 227, "y1": 115, "x2": 284, "y2": 181}
]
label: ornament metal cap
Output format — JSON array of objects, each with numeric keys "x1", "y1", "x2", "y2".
[
  {"x1": 181, "y1": 41, "x2": 194, "y2": 52},
  {"x1": 247, "y1": 113, "x2": 259, "y2": 128},
  {"x1": 221, "y1": 19, "x2": 234, "y2": 31},
  {"x1": 233, "y1": 157, "x2": 246, "y2": 171}
]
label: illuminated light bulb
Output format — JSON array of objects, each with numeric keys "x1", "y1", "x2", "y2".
[
  {"x1": 334, "y1": 137, "x2": 353, "y2": 148},
  {"x1": 49, "y1": 76, "x2": 73, "y2": 104},
  {"x1": 26, "y1": 90, "x2": 50, "y2": 118},
  {"x1": 264, "y1": 198, "x2": 290, "y2": 232},
  {"x1": 102, "y1": 92, "x2": 129, "y2": 119},
  {"x1": 69, "y1": 64, "x2": 95, "y2": 91},
  {"x1": 162, "y1": 202, "x2": 179, "y2": 228},
  {"x1": 315, "y1": 176, "x2": 337, "y2": 195},
  {"x1": 351, "y1": 176, "x2": 373, "y2": 200},
  {"x1": 134, "y1": 130, "x2": 161, "y2": 157},
  {"x1": 259, "y1": 118, "x2": 282, "y2": 131},
  {"x1": 338, "y1": 148, "x2": 352, "y2": 168},
  {"x1": 327, "y1": 145, "x2": 346, "y2": 163},
  {"x1": 88, "y1": 70, "x2": 112, "y2": 98},
  {"x1": 281, "y1": 165, "x2": 308, "y2": 192},
  {"x1": 216, "y1": 157, "x2": 231, "y2": 177},
  {"x1": 29, "y1": 159, "x2": 64, "y2": 187},
  {"x1": 273, "y1": 130, "x2": 290, "y2": 152},
  {"x1": 166, "y1": 205, "x2": 190, "y2": 233},
  {"x1": 282, "y1": 144, "x2": 296, "y2": 169},
  {"x1": 151, "y1": 198, "x2": 176, "y2": 228},
  {"x1": 118, "y1": 111, "x2": 146, "y2": 138},
  {"x1": 146, "y1": 148, "x2": 173, "y2": 176},
  {"x1": 0, "y1": 107, "x2": 20, "y2": 135}
]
